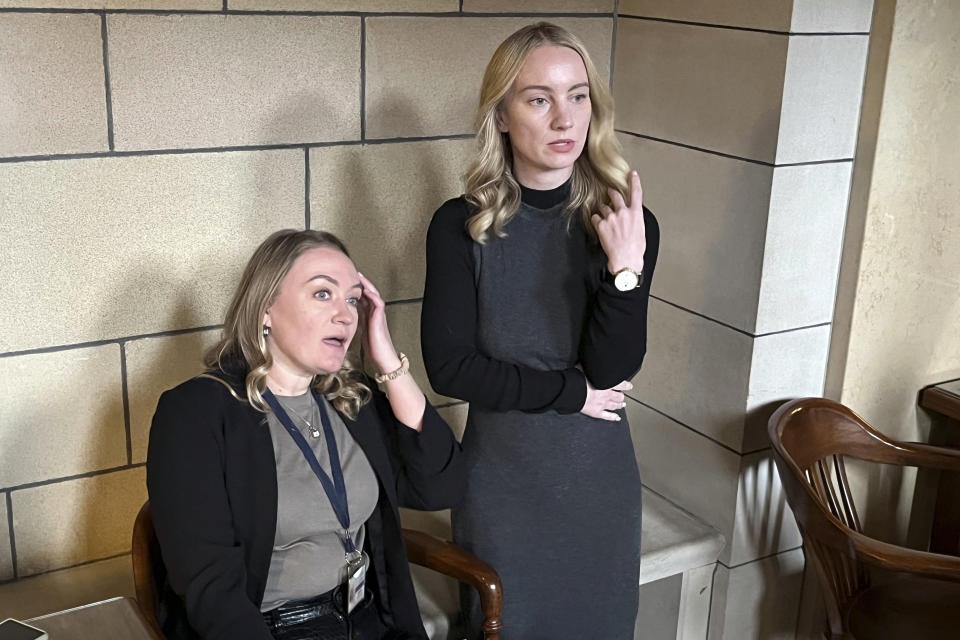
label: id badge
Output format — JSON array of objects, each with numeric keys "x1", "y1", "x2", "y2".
[{"x1": 345, "y1": 552, "x2": 366, "y2": 614}]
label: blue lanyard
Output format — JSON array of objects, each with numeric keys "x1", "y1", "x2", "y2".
[{"x1": 263, "y1": 389, "x2": 356, "y2": 554}]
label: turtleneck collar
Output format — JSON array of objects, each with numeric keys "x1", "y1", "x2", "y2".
[{"x1": 519, "y1": 177, "x2": 571, "y2": 210}]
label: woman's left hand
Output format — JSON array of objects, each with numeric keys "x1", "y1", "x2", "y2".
[
  {"x1": 358, "y1": 273, "x2": 402, "y2": 374},
  {"x1": 592, "y1": 170, "x2": 647, "y2": 275}
]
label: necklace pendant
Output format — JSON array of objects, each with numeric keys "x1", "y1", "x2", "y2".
[{"x1": 310, "y1": 427, "x2": 321, "y2": 438}]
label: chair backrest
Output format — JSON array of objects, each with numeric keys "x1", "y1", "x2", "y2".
[
  {"x1": 768, "y1": 398, "x2": 899, "y2": 635},
  {"x1": 132, "y1": 500, "x2": 165, "y2": 637}
]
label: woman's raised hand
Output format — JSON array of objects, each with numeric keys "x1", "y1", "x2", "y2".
[
  {"x1": 591, "y1": 170, "x2": 647, "y2": 275},
  {"x1": 358, "y1": 273, "x2": 402, "y2": 374},
  {"x1": 359, "y1": 272, "x2": 426, "y2": 431},
  {"x1": 580, "y1": 377, "x2": 632, "y2": 422}
]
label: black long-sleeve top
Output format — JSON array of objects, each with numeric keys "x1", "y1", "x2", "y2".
[{"x1": 421, "y1": 182, "x2": 660, "y2": 414}]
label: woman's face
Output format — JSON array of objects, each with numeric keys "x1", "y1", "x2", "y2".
[
  {"x1": 497, "y1": 45, "x2": 591, "y2": 189},
  {"x1": 263, "y1": 247, "x2": 361, "y2": 379}
]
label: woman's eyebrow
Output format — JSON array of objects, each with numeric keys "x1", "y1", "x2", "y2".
[
  {"x1": 305, "y1": 274, "x2": 363, "y2": 291},
  {"x1": 519, "y1": 82, "x2": 589, "y2": 93},
  {"x1": 306, "y1": 274, "x2": 338, "y2": 285}
]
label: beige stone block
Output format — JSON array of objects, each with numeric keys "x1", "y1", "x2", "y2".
[
  {"x1": 436, "y1": 402, "x2": 467, "y2": 441},
  {"x1": 0, "y1": 150, "x2": 303, "y2": 353},
  {"x1": 614, "y1": 19, "x2": 787, "y2": 163},
  {"x1": 627, "y1": 398, "x2": 739, "y2": 557},
  {"x1": 631, "y1": 299, "x2": 753, "y2": 450},
  {"x1": 709, "y1": 548, "x2": 804, "y2": 640},
  {"x1": 399, "y1": 507, "x2": 451, "y2": 541},
  {"x1": 619, "y1": 133, "x2": 772, "y2": 334},
  {"x1": 790, "y1": 0, "x2": 874, "y2": 33},
  {"x1": 756, "y1": 163, "x2": 852, "y2": 334},
  {"x1": 0, "y1": 1, "x2": 217, "y2": 7},
  {"x1": 366, "y1": 16, "x2": 612, "y2": 139},
  {"x1": 776, "y1": 35, "x2": 869, "y2": 164},
  {"x1": 463, "y1": 0, "x2": 612, "y2": 12},
  {"x1": 310, "y1": 138, "x2": 472, "y2": 301},
  {"x1": 618, "y1": 1, "x2": 793, "y2": 31},
  {"x1": 0, "y1": 497, "x2": 11, "y2": 581},
  {"x1": 107, "y1": 15, "x2": 360, "y2": 150},
  {"x1": 727, "y1": 450, "x2": 802, "y2": 566},
  {"x1": 744, "y1": 325, "x2": 830, "y2": 451},
  {"x1": 12, "y1": 467, "x2": 147, "y2": 576},
  {"x1": 383, "y1": 302, "x2": 453, "y2": 406},
  {"x1": 0, "y1": 14, "x2": 107, "y2": 157},
  {"x1": 229, "y1": 0, "x2": 457, "y2": 10},
  {"x1": 0, "y1": 346, "x2": 125, "y2": 488},
  {"x1": 125, "y1": 330, "x2": 222, "y2": 465}
]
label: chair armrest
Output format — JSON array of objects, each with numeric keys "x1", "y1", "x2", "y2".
[
  {"x1": 402, "y1": 528, "x2": 503, "y2": 638},
  {"x1": 851, "y1": 529, "x2": 960, "y2": 582},
  {"x1": 895, "y1": 441, "x2": 960, "y2": 472}
]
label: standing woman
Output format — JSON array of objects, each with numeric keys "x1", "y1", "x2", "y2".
[
  {"x1": 148, "y1": 229, "x2": 464, "y2": 639},
  {"x1": 421, "y1": 23, "x2": 659, "y2": 639}
]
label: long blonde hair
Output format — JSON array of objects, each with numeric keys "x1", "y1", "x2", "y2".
[
  {"x1": 204, "y1": 229, "x2": 371, "y2": 419},
  {"x1": 465, "y1": 22, "x2": 631, "y2": 244}
]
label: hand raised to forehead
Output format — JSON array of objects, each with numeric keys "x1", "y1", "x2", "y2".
[
  {"x1": 358, "y1": 273, "x2": 401, "y2": 375},
  {"x1": 591, "y1": 170, "x2": 647, "y2": 275}
]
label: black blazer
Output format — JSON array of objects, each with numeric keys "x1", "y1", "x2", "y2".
[{"x1": 146, "y1": 373, "x2": 465, "y2": 640}]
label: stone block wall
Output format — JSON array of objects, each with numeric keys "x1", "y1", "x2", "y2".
[{"x1": 0, "y1": 0, "x2": 614, "y2": 583}]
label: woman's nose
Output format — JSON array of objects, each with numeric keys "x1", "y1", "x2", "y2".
[
  {"x1": 332, "y1": 299, "x2": 355, "y2": 323},
  {"x1": 552, "y1": 104, "x2": 573, "y2": 130}
]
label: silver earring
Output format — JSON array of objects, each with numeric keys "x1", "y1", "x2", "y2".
[{"x1": 263, "y1": 326, "x2": 271, "y2": 337}]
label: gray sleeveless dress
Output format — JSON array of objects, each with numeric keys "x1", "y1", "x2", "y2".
[{"x1": 452, "y1": 198, "x2": 643, "y2": 639}]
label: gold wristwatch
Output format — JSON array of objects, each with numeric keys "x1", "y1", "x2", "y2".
[{"x1": 608, "y1": 267, "x2": 643, "y2": 292}]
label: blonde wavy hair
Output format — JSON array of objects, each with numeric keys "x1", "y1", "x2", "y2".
[
  {"x1": 204, "y1": 229, "x2": 371, "y2": 419},
  {"x1": 465, "y1": 22, "x2": 631, "y2": 243}
]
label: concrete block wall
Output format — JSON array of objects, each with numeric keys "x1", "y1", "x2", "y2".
[
  {"x1": 614, "y1": 1, "x2": 873, "y2": 637},
  {"x1": 0, "y1": 1, "x2": 615, "y2": 584}
]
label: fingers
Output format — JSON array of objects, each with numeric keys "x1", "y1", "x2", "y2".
[
  {"x1": 358, "y1": 272, "x2": 384, "y2": 308},
  {"x1": 598, "y1": 411, "x2": 622, "y2": 422},
  {"x1": 607, "y1": 186, "x2": 626, "y2": 211},
  {"x1": 592, "y1": 204, "x2": 614, "y2": 232},
  {"x1": 600, "y1": 390, "x2": 626, "y2": 414},
  {"x1": 611, "y1": 380, "x2": 633, "y2": 392},
  {"x1": 628, "y1": 170, "x2": 643, "y2": 209}
]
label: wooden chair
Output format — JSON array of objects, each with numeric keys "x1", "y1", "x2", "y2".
[
  {"x1": 132, "y1": 501, "x2": 503, "y2": 639},
  {"x1": 768, "y1": 398, "x2": 960, "y2": 639}
]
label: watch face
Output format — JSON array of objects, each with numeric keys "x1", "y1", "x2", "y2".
[{"x1": 614, "y1": 270, "x2": 639, "y2": 291}]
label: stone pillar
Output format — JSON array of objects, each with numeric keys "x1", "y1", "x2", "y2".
[{"x1": 613, "y1": 1, "x2": 874, "y2": 637}]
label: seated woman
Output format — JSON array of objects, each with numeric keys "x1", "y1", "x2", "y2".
[{"x1": 147, "y1": 229, "x2": 464, "y2": 640}]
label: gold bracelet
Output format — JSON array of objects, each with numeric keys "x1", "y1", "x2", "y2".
[{"x1": 374, "y1": 352, "x2": 409, "y2": 383}]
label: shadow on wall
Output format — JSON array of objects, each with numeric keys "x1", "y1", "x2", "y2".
[
  {"x1": 733, "y1": 447, "x2": 803, "y2": 638},
  {"x1": 17, "y1": 359, "x2": 124, "y2": 577},
  {"x1": 74, "y1": 279, "x2": 208, "y2": 576},
  {"x1": 327, "y1": 94, "x2": 466, "y2": 300}
]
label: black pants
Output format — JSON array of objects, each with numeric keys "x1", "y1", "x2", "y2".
[{"x1": 263, "y1": 586, "x2": 412, "y2": 640}]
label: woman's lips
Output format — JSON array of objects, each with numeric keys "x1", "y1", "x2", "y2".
[
  {"x1": 548, "y1": 140, "x2": 575, "y2": 153},
  {"x1": 322, "y1": 337, "x2": 346, "y2": 348}
]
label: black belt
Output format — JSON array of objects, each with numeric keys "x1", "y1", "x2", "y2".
[{"x1": 263, "y1": 587, "x2": 342, "y2": 630}]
